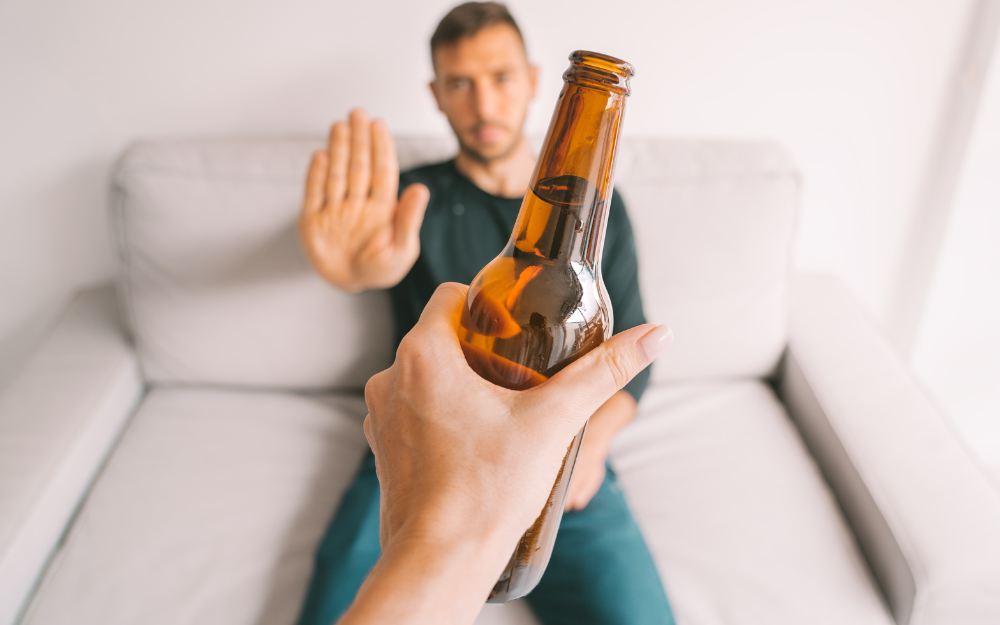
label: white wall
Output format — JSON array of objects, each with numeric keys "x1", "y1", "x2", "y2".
[
  {"x1": 0, "y1": 0, "x2": 972, "y2": 389},
  {"x1": 912, "y1": 36, "x2": 1000, "y2": 472}
]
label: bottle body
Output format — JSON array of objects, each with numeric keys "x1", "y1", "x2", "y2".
[
  {"x1": 458, "y1": 51, "x2": 634, "y2": 603},
  {"x1": 460, "y1": 188, "x2": 612, "y2": 602}
]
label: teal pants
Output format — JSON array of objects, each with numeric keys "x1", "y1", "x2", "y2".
[{"x1": 297, "y1": 453, "x2": 675, "y2": 625}]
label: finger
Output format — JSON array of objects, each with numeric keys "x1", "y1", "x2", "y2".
[
  {"x1": 581, "y1": 470, "x2": 605, "y2": 508},
  {"x1": 565, "y1": 480, "x2": 582, "y2": 512},
  {"x1": 415, "y1": 282, "x2": 469, "y2": 334},
  {"x1": 395, "y1": 183, "x2": 431, "y2": 248},
  {"x1": 526, "y1": 324, "x2": 673, "y2": 433},
  {"x1": 565, "y1": 479, "x2": 587, "y2": 511},
  {"x1": 303, "y1": 151, "x2": 328, "y2": 217},
  {"x1": 398, "y1": 282, "x2": 506, "y2": 396},
  {"x1": 566, "y1": 465, "x2": 604, "y2": 511},
  {"x1": 326, "y1": 122, "x2": 350, "y2": 207},
  {"x1": 370, "y1": 118, "x2": 400, "y2": 203},
  {"x1": 347, "y1": 108, "x2": 372, "y2": 200}
]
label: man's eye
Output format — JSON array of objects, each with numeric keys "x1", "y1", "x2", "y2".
[
  {"x1": 450, "y1": 79, "x2": 471, "y2": 91},
  {"x1": 497, "y1": 73, "x2": 511, "y2": 83}
]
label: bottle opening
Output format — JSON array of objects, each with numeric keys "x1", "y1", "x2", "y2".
[{"x1": 563, "y1": 50, "x2": 634, "y2": 95}]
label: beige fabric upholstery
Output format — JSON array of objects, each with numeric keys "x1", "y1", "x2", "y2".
[
  {"x1": 0, "y1": 286, "x2": 143, "y2": 625},
  {"x1": 21, "y1": 387, "x2": 369, "y2": 625},
  {"x1": 22, "y1": 379, "x2": 893, "y2": 625},
  {"x1": 613, "y1": 381, "x2": 892, "y2": 625},
  {"x1": 112, "y1": 138, "x2": 796, "y2": 391},
  {"x1": 782, "y1": 274, "x2": 1000, "y2": 625},
  {"x1": 614, "y1": 140, "x2": 798, "y2": 383},
  {"x1": 111, "y1": 140, "x2": 394, "y2": 392}
]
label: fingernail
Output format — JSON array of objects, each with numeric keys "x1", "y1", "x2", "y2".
[{"x1": 639, "y1": 325, "x2": 673, "y2": 362}]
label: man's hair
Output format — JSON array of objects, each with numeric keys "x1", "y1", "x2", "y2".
[{"x1": 430, "y1": 2, "x2": 525, "y2": 62}]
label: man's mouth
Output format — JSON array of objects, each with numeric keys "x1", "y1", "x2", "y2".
[{"x1": 471, "y1": 123, "x2": 508, "y2": 144}]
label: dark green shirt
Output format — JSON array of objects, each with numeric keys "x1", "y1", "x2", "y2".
[{"x1": 392, "y1": 159, "x2": 650, "y2": 403}]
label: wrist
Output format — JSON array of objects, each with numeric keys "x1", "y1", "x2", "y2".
[
  {"x1": 340, "y1": 526, "x2": 513, "y2": 625},
  {"x1": 391, "y1": 504, "x2": 519, "y2": 566}
]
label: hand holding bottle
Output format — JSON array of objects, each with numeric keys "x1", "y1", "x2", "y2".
[
  {"x1": 342, "y1": 283, "x2": 672, "y2": 625},
  {"x1": 300, "y1": 109, "x2": 430, "y2": 292}
]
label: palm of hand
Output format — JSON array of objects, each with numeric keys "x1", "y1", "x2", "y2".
[{"x1": 300, "y1": 109, "x2": 429, "y2": 292}]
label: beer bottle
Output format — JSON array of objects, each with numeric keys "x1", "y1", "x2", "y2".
[{"x1": 459, "y1": 50, "x2": 634, "y2": 602}]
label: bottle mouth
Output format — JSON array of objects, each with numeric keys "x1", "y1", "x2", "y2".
[{"x1": 563, "y1": 50, "x2": 634, "y2": 95}]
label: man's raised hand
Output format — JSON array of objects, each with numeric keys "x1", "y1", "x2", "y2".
[{"x1": 300, "y1": 109, "x2": 430, "y2": 292}]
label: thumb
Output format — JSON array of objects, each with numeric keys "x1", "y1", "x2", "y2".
[
  {"x1": 395, "y1": 183, "x2": 430, "y2": 248},
  {"x1": 525, "y1": 324, "x2": 673, "y2": 431}
]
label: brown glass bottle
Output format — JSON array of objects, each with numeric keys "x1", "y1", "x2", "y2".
[{"x1": 458, "y1": 50, "x2": 634, "y2": 602}]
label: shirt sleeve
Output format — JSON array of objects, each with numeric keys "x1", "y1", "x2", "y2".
[{"x1": 601, "y1": 189, "x2": 651, "y2": 403}]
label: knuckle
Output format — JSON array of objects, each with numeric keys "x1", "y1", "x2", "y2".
[
  {"x1": 434, "y1": 282, "x2": 466, "y2": 301},
  {"x1": 395, "y1": 331, "x2": 426, "y2": 365},
  {"x1": 364, "y1": 371, "x2": 385, "y2": 411},
  {"x1": 603, "y1": 349, "x2": 633, "y2": 390}
]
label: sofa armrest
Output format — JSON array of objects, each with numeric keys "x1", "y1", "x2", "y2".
[
  {"x1": 0, "y1": 285, "x2": 144, "y2": 625},
  {"x1": 779, "y1": 274, "x2": 1000, "y2": 625}
]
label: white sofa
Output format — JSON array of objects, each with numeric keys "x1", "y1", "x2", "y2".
[{"x1": 2, "y1": 138, "x2": 999, "y2": 625}]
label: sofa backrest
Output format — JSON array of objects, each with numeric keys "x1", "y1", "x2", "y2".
[{"x1": 112, "y1": 137, "x2": 798, "y2": 392}]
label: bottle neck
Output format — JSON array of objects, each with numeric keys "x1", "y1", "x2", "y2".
[{"x1": 509, "y1": 82, "x2": 627, "y2": 265}]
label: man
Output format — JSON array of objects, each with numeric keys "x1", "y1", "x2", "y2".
[
  {"x1": 297, "y1": 3, "x2": 675, "y2": 624},
  {"x1": 337, "y1": 284, "x2": 673, "y2": 624}
]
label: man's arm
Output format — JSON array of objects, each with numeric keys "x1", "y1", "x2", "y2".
[
  {"x1": 300, "y1": 108, "x2": 430, "y2": 292},
  {"x1": 341, "y1": 284, "x2": 673, "y2": 624}
]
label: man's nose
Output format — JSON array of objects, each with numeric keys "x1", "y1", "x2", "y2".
[{"x1": 472, "y1": 80, "x2": 499, "y2": 119}]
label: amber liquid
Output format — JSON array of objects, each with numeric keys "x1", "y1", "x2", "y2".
[{"x1": 460, "y1": 175, "x2": 613, "y2": 602}]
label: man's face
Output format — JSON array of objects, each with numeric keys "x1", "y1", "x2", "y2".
[{"x1": 430, "y1": 24, "x2": 538, "y2": 163}]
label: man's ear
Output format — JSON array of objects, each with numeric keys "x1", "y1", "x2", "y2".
[
  {"x1": 429, "y1": 79, "x2": 445, "y2": 113},
  {"x1": 528, "y1": 64, "x2": 539, "y2": 101}
]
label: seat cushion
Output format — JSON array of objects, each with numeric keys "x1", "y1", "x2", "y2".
[
  {"x1": 613, "y1": 380, "x2": 893, "y2": 625},
  {"x1": 21, "y1": 387, "x2": 370, "y2": 625},
  {"x1": 113, "y1": 138, "x2": 797, "y2": 391},
  {"x1": 23, "y1": 380, "x2": 891, "y2": 625}
]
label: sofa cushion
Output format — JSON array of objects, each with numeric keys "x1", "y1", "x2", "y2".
[
  {"x1": 21, "y1": 387, "x2": 370, "y2": 625},
  {"x1": 614, "y1": 141, "x2": 798, "y2": 382},
  {"x1": 113, "y1": 138, "x2": 796, "y2": 390},
  {"x1": 22, "y1": 380, "x2": 890, "y2": 625},
  {"x1": 613, "y1": 380, "x2": 892, "y2": 625},
  {"x1": 112, "y1": 140, "x2": 395, "y2": 392}
]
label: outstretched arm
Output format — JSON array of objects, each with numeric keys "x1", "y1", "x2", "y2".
[
  {"x1": 300, "y1": 109, "x2": 430, "y2": 292},
  {"x1": 339, "y1": 284, "x2": 673, "y2": 625}
]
